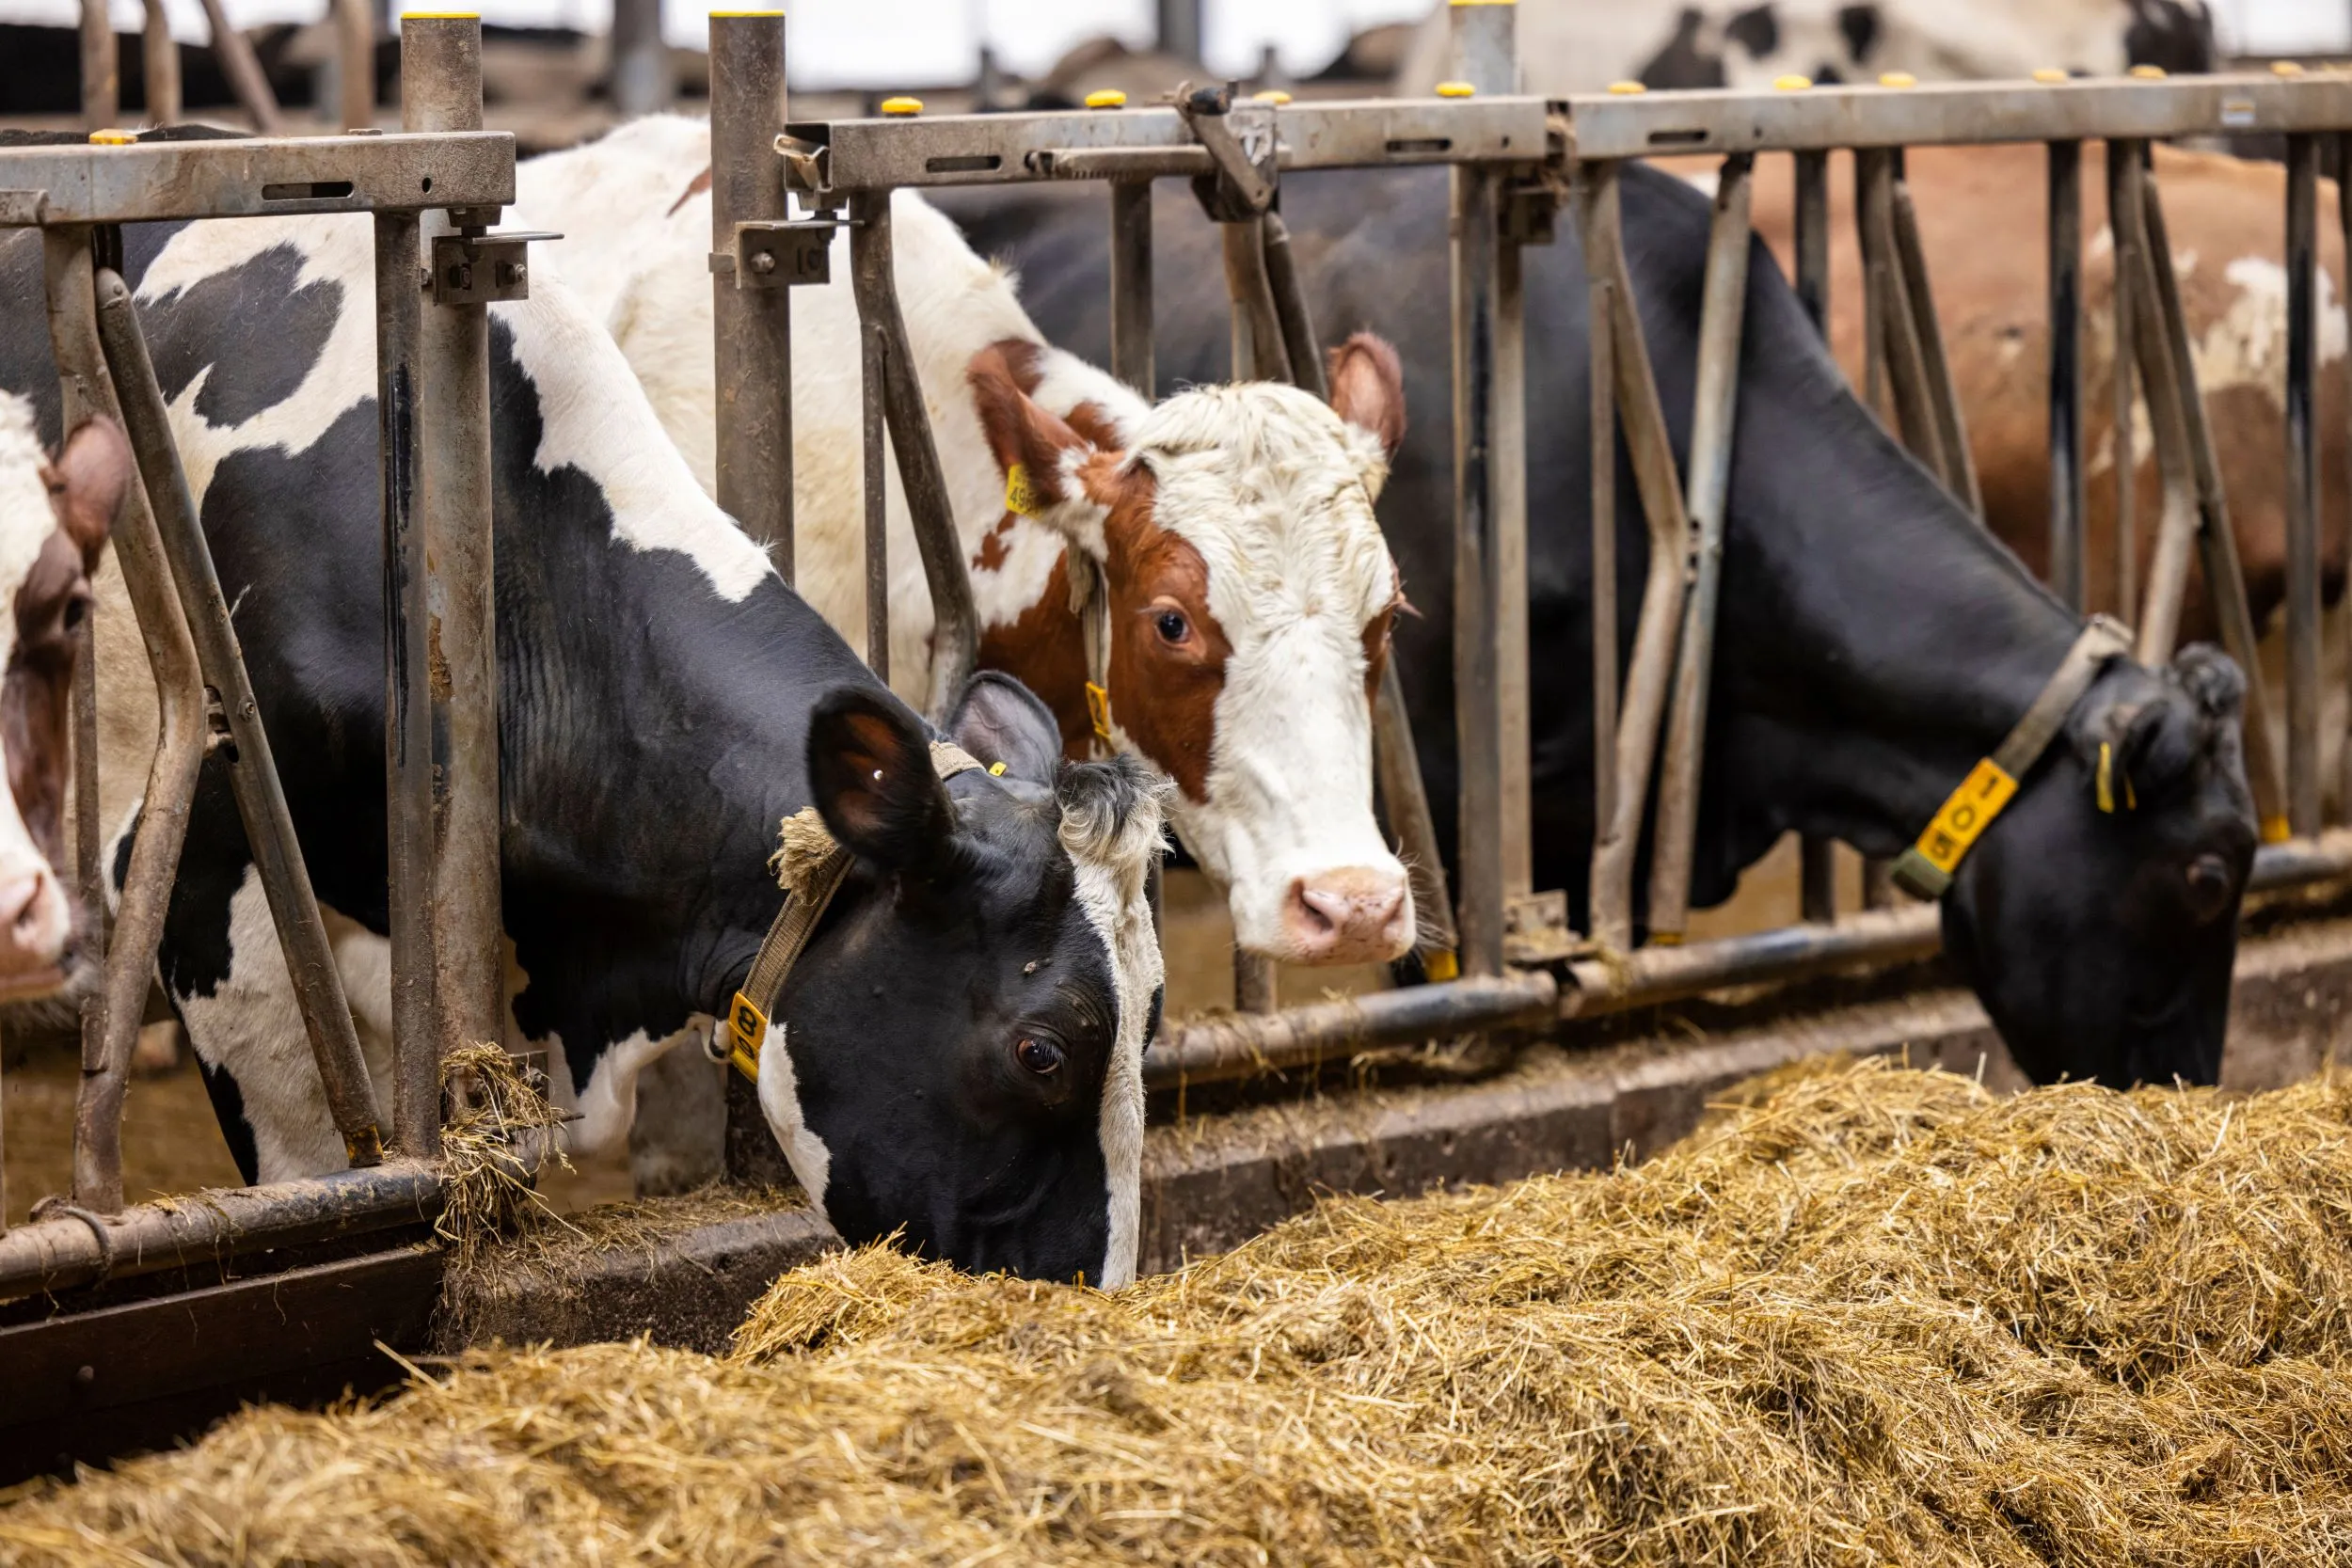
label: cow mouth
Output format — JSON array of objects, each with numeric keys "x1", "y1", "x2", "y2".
[{"x1": 0, "y1": 962, "x2": 72, "y2": 1004}]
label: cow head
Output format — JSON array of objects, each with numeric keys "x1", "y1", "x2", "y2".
[
  {"x1": 1943, "y1": 644, "x2": 2255, "y2": 1087},
  {"x1": 965, "y1": 333, "x2": 1415, "y2": 967},
  {"x1": 766, "y1": 673, "x2": 1167, "y2": 1286},
  {"x1": 0, "y1": 397, "x2": 119, "y2": 1001}
]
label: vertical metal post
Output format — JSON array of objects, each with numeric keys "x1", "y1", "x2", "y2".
[
  {"x1": 404, "y1": 17, "x2": 503, "y2": 1075},
  {"x1": 1156, "y1": 0, "x2": 1201, "y2": 62},
  {"x1": 333, "y1": 0, "x2": 373, "y2": 130},
  {"x1": 2047, "y1": 139, "x2": 2086, "y2": 610},
  {"x1": 2285, "y1": 132, "x2": 2323, "y2": 837},
  {"x1": 47, "y1": 228, "x2": 206, "y2": 1213},
  {"x1": 1646, "y1": 153, "x2": 1754, "y2": 942},
  {"x1": 1220, "y1": 218, "x2": 1291, "y2": 384},
  {"x1": 1262, "y1": 213, "x2": 1325, "y2": 401},
  {"x1": 196, "y1": 0, "x2": 284, "y2": 134},
  {"x1": 1585, "y1": 173, "x2": 1619, "y2": 865},
  {"x1": 610, "y1": 0, "x2": 673, "y2": 118},
  {"x1": 849, "y1": 188, "x2": 981, "y2": 722},
  {"x1": 1109, "y1": 180, "x2": 1154, "y2": 400},
  {"x1": 95, "y1": 269, "x2": 385, "y2": 1167},
  {"x1": 1889, "y1": 179, "x2": 1980, "y2": 518},
  {"x1": 375, "y1": 203, "x2": 435, "y2": 1154},
  {"x1": 709, "y1": 12, "x2": 795, "y2": 578},
  {"x1": 2340, "y1": 132, "x2": 2352, "y2": 823},
  {"x1": 2107, "y1": 141, "x2": 2140, "y2": 617},
  {"x1": 860, "y1": 316, "x2": 890, "y2": 681},
  {"x1": 80, "y1": 0, "x2": 118, "y2": 131},
  {"x1": 141, "y1": 0, "x2": 180, "y2": 127},
  {"x1": 1792, "y1": 149, "x2": 1836, "y2": 924}
]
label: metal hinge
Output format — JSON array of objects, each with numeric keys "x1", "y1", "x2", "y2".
[
  {"x1": 711, "y1": 216, "x2": 842, "y2": 290},
  {"x1": 430, "y1": 229, "x2": 560, "y2": 307}
]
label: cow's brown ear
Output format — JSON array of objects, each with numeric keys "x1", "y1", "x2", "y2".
[
  {"x1": 51, "y1": 415, "x2": 131, "y2": 569},
  {"x1": 967, "y1": 342, "x2": 1097, "y2": 516},
  {"x1": 1327, "y1": 332, "x2": 1406, "y2": 462}
]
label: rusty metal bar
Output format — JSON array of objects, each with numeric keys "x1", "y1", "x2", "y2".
[
  {"x1": 2108, "y1": 140, "x2": 2141, "y2": 618},
  {"x1": 141, "y1": 0, "x2": 180, "y2": 128},
  {"x1": 860, "y1": 317, "x2": 889, "y2": 680},
  {"x1": 1856, "y1": 148, "x2": 1947, "y2": 484},
  {"x1": 2048, "y1": 139, "x2": 2085, "y2": 610},
  {"x1": 1889, "y1": 172, "x2": 1981, "y2": 516},
  {"x1": 848, "y1": 187, "x2": 980, "y2": 723},
  {"x1": 2341, "y1": 132, "x2": 2352, "y2": 823},
  {"x1": 95, "y1": 269, "x2": 385, "y2": 1169},
  {"x1": 333, "y1": 0, "x2": 373, "y2": 131},
  {"x1": 79, "y1": 0, "x2": 116, "y2": 131},
  {"x1": 2135, "y1": 150, "x2": 2290, "y2": 839},
  {"x1": 1585, "y1": 175, "x2": 1619, "y2": 859},
  {"x1": 2285, "y1": 132, "x2": 2323, "y2": 838},
  {"x1": 1493, "y1": 231, "x2": 1533, "y2": 911},
  {"x1": 1233, "y1": 952, "x2": 1279, "y2": 1014},
  {"x1": 1581, "y1": 161, "x2": 1695, "y2": 952},
  {"x1": 45, "y1": 228, "x2": 205, "y2": 1215},
  {"x1": 1146, "y1": 972, "x2": 1556, "y2": 1090},
  {"x1": 1108, "y1": 180, "x2": 1154, "y2": 399},
  {"x1": 373, "y1": 205, "x2": 437, "y2": 1158},
  {"x1": 709, "y1": 12, "x2": 794, "y2": 578},
  {"x1": 1646, "y1": 152, "x2": 1754, "y2": 943},
  {"x1": 609, "y1": 0, "x2": 672, "y2": 118},
  {"x1": 1373, "y1": 665, "x2": 1458, "y2": 966},
  {"x1": 405, "y1": 17, "x2": 503, "y2": 1069},
  {"x1": 2118, "y1": 149, "x2": 2197, "y2": 651},
  {"x1": 0, "y1": 135, "x2": 516, "y2": 228},
  {"x1": 195, "y1": 0, "x2": 283, "y2": 135},
  {"x1": 1452, "y1": 158, "x2": 1505, "y2": 975},
  {"x1": 1261, "y1": 212, "x2": 1324, "y2": 401},
  {"x1": 1792, "y1": 149, "x2": 1836, "y2": 923},
  {"x1": 1220, "y1": 217, "x2": 1292, "y2": 384}
]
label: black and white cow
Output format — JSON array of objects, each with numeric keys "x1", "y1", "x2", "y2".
[
  {"x1": 0, "y1": 391, "x2": 122, "y2": 1000},
  {"x1": 951, "y1": 165, "x2": 2259, "y2": 1089},
  {"x1": 1393, "y1": 0, "x2": 2216, "y2": 96},
  {"x1": 0, "y1": 210, "x2": 1168, "y2": 1286}
]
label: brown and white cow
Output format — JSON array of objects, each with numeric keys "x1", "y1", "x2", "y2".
[
  {"x1": 514, "y1": 116, "x2": 1415, "y2": 968},
  {"x1": 1701, "y1": 141, "x2": 2347, "y2": 644},
  {"x1": 0, "y1": 391, "x2": 120, "y2": 998}
]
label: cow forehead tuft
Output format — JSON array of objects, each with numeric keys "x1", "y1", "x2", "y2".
[{"x1": 1054, "y1": 755, "x2": 1169, "y2": 898}]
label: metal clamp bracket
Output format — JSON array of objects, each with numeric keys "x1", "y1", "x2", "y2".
[
  {"x1": 1502, "y1": 888, "x2": 1581, "y2": 967},
  {"x1": 1177, "y1": 85, "x2": 1278, "y2": 222},
  {"x1": 717, "y1": 217, "x2": 842, "y2": 289},
  {"x1": 430, "y1": 229, "x2": 559, "y2": 307}
]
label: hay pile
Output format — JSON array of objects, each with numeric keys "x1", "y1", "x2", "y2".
[{"x1": 8, "y1": 1059, "x2": 2352, "y2": 1565}]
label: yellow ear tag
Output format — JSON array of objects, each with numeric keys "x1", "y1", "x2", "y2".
[
  {"x1": 725, "y1": 990, "x2": 768, "y2": 1083},
  {"x1": 1086, "y1": 681, "x2": 1112, "y2": 743},
  {"x1": 1422, "y1": 948, "x2": 1460, "y2": 982},
  {"x1": 989, "y1": 760, "x2": 1007, "y2": 775},
  {"x1": 1005, "y1": 462, "x2": 1044, "y2": 517},
  {"x1": 2096, "y1": 741, "x2": 2116, "y2": 815}
]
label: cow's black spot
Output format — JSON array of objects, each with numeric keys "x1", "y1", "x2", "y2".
[
  {"x1": 1814, "y1": 62, "x2": 1847, "y2": 84},
  {"x1": 1836, "y1": 5, "x2": 1881, "y2": 65},
  {"x1": 138, "y1": 244, "x2": 341, "y2": 431},
  {"x1": 196, "y1": 1049, "x2": 260, "y2": 1185},
  {"x1": 1724, "y1": 5, "x2": 1779, "y2": 60},
  {"x1": 1639, "y1": 7, "x2": 1726, "y2": 89}
]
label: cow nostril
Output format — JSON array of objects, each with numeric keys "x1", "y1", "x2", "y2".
[
  {"x1": 1294, "y1": 885, "x2": 1341, "y2": 935},
  {"x1": 0, "y1": 874, "x2": 43, "y2": 935}
]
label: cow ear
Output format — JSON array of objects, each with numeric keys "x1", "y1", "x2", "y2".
[
  {"x1": 50, "y1": 415, "x2": 130, "y2": 570},
  {"x1": 1326, "y1": 331, "x2": 1406, "y2": 494},
  {"x1": 947, "y1": 671, "x2": 1063, "y2": 787},
  {"x1": 806, "y1": 687, "x2": 955, "y2": 872},
  {"x1": 967, "y1": 343, "x2": 1111, "y2": 557},
  {"x1": 2075, "y1": 676, "x2": 2202, "y2": 811}
]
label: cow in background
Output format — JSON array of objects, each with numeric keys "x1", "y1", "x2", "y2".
[{"x1": 1395, "y1": 0, "x2": 2215, "y2": 96}]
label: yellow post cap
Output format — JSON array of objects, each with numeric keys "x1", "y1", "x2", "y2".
[
  {"x1": 2129, "y1": 64, "x2": 2166, "y2": 79},
  {"x1": 705, "y1": 8, "x2": 787, "y2": 13},
  {"x1": 1435, "y1": 80, "x2": 1475, "y2": 98},
  {"x1": 1252, "y1": 88, "x2": 1293, "y2": 105},
  {"x1": 1606, "y1": 80, "x2": 1646, "y2": 95},
  {"x1": 1877, "y1": 71, "x2": 1915, "y2": 87},
  {"x1": 87, "y1": 128, "x2": 136, "y2": 145},
  {"x1": 880, "y1": 96, "x2": 924, "y2": 116},
  {"x1": 2272, "y1": 59, "x2": 2305, "y2": 76},
  {"x1": 1773, "y1": 73, "x2": 1812, "y2": 90},
  {"x1": 1084, "y1": 88, "x2": 1126, "y2": 108},
  {"x1": 2031, "y1": 68, "x2": 2069, "y2": 83},
  {"x1": 400, "y1": 10, "x2": 482, "y2": 17}
]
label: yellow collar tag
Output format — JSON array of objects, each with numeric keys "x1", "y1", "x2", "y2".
[
  {"x1": 724, "y1": 990, "x2": 768, "y2": 1084},
  {"x1": 1085, "y1": 680, "x2": 1112, "y2": 744},
  {"x1": 1911, "y1": 757, "x2": 2020, "y2": 878},
  {"x1": 1005, "y1": 462, "x2": 1044, "y2": 517}
]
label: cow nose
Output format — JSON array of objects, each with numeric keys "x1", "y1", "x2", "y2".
[
  {"x1": 1282, "y1": 868, "x2": 1412, "y2": 965},
  {"x1": 0, "y1": 872, "x2": 45, "y2": 938},
  {"x1": 0, "y1": 868, "x2": 62, "y2": 987}
]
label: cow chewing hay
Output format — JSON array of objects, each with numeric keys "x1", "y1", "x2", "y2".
[{"x1": 8, "y1": 1056, "x2": 2352, "y2": 1564}]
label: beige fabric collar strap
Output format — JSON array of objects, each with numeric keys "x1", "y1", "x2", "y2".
[
  {"x1": 1073, "y1": 554, "x2": 1113, "y2": 753},
  {"x1": 713, "y1": 740, "x2": 990, "y2": 1083},
  {"x1": 1889, "y1": 615, "x2": 2134, "y2": 901}
]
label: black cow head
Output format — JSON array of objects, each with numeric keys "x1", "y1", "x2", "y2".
[
  {"x1": 1943, "y1": 644, "x2": 2255, "y2": 1087},
  {"x1": 769, "y1": 673, "x2": 1166, "y2": 1287}
]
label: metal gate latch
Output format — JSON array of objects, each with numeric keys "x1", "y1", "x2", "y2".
[
  {"x1": 431, "y1": 230, "x2": 561, "y2": 307},
  {"x1": 1503, "y1": 888, "x2": 1580, "y2": 966}
]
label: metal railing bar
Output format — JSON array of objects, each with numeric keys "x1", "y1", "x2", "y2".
[
  {"x1": 2048, "y1": 139, "x2": 2086, "y2": 610},
  {"x1": 1452, "y1": 156, "x2": 1505, "y2": 975},
  {"x1": 1890, "y1": 174, "x2": 1982, "y2": 517},
  {"x1": 2285, "y1": 132, "x2": 2324, "y2": 837},
  {"x1": 1792, "y1": 147, "x2": 1837, "y2": 924},
  {"x1": 709, "y1": 13, "x2": 796, "y2": 579}
]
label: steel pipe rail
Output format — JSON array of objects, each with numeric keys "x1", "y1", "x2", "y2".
[
  {"x1": 0, "y1": 1161, "x2": 444, "y2": 1304},
  {"x1": 1144, "y1": 973, "x2": 1559, "y2": 1089},
  {"x1": 141, "y1": 0, "x2": 181, "y2": 128},
  {"x1": 1563, "y1": 72, "x2": 2352, "y2": 160},
  {"x1": 0, "y1": 134, "x2": 516, "y2": 228},
  {"x1": 2047, "y1": 140, "x2": 2085, "y2": 610},
  {"x1": 785, "y1": 97, "x2": 1551, "y2": 196},
  {"x1": 2284, "y1": 133, "x2": 2323, "y2": 838},
  {"x1": 1792, "y1": 148, "x2": 1836, "y2": 923},
  {"x1": 95, "y1": 268, "x2": 385, "y2": 1169},
  {"x1": 1452, "y1": 156, "x2": 1505, "y2": 974},
  {"x1": 44, "y1": 229, "x2": 208, "y2": 1216},
  {"x1": 709, "y1": 12, "x2": 795, "y2": 578}
]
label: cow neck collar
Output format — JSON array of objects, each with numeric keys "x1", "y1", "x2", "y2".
[
  {"x1": 1887, "y1": 615, "x2": 2132, "y2": 900},
  {"x1": 709, "y1": 740, "x2": 991, "y2": 1083}
]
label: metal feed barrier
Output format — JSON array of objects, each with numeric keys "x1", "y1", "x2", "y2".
[
  {"x1": 704, "y1": 7, "x2": 2352, "y2": 1116},
  {"x1": 0, "y1": 17, "x2": 521, "y2": 1300}
]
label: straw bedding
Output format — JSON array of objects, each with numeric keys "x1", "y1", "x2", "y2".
[{"x1": 7, "y1": 1058, "x2": 2352, "y2": 1565}]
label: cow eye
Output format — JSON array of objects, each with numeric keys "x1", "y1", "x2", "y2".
[
  {"x1": 60, "y1": 590, "x2": 89, "y2": 632},
  {"x1": 1015, "y1": 1036, "x2": 1064, "y2": 1075},
  {"x1": 1154, "y1": 609, "x2": 1189, "y2": 644},
  {"x1": 2185, "y1": 852, "x2": 2235, "y2": 925}
]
